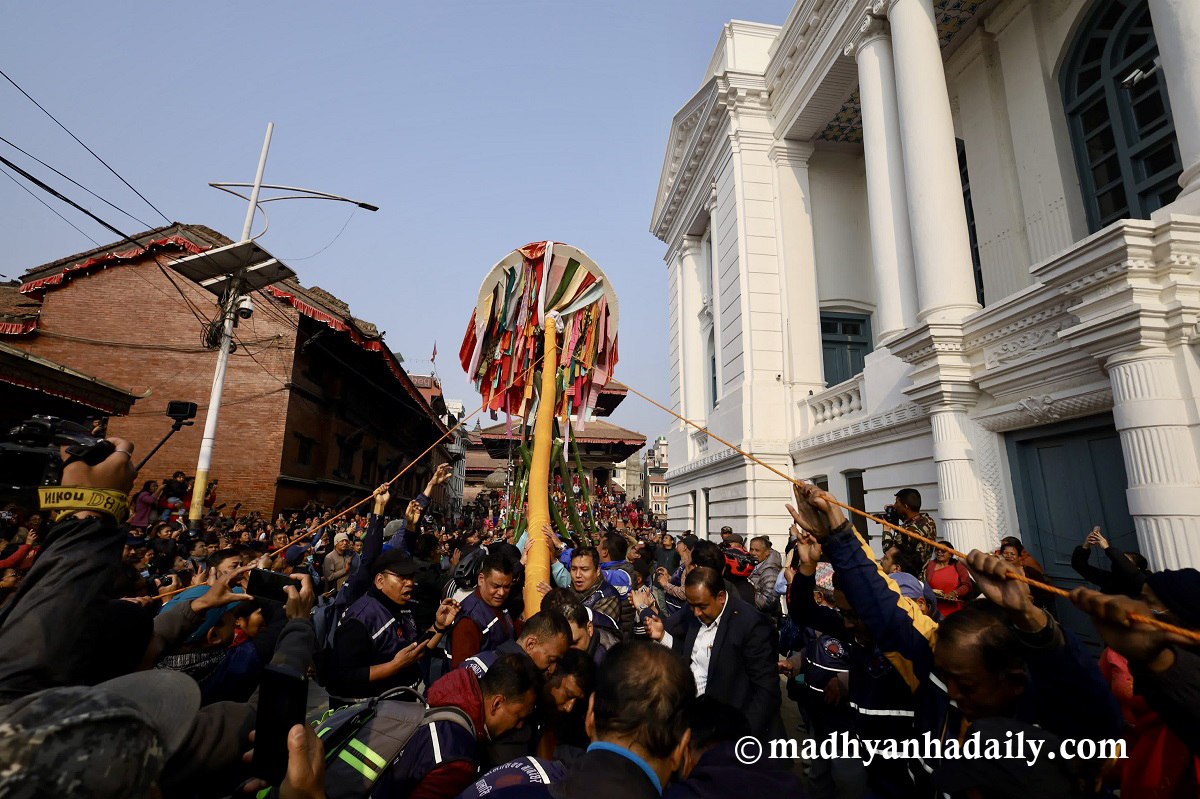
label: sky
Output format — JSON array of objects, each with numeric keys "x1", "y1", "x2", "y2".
[{"x1": 2, "y1": 1, "x2": 790, "y2": 446}]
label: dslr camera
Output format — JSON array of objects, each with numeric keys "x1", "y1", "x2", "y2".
[
  {"x1": 0, "y1": 416, "x2": 115, "y2": 500},
  {"x1": 875, "y1": 505, "x2": 902, "y2": 526}
]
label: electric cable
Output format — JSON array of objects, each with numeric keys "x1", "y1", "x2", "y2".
[
  {"x1": 0, "y1": 163, "x2": 99, "y2": 246},
  {"x1": 0, "y1": 133, "x2": 154, "y2": 229},
  {"x1": 0, "y1": 67, "x2": 171, "y2": 224}
]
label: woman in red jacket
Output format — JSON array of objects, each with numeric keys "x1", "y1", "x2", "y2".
[{"x1": 922, "y1": 544, "x2": 973, "y2": 615}]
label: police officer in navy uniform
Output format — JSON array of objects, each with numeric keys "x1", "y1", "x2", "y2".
[
  {"x1": 451, "y1": 552, "x2": 518, "y2": 667},
  {"x1": 459, "y1": 610, "x2": 571, "y2": 679},
  {"x1": 328, "y1": 549, "x2": 459, "y2": 704}
]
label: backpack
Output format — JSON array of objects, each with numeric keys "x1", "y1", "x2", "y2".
[
  {"x1": 442, "y1": 547, "x2": 488, "y2": 600},
  {"x1": 314, "y1": 686, "x2": 475, "y2": 799},
  {"x1": 722, "y1": 547, "x2": 756, "y2": 579},
  {"x1": 311, "y1": 595, "x2": 341, "y2": 687}
]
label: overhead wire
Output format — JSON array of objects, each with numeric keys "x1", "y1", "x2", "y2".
[
  {"x1": 0, "y1": 163, "x2": 99, "y2": 246},
  {"x1": 0, "y1": 67, "x2": 171, "y2": 225},
  {"x1": 0, "y1": 133, "x2": 154, "y2": 229},
  {"x1": 277, "y1": 206, "x2": 357, "y2": 261},
  {"x1": 0, "y1": 150, "x2": 217, "y2": 333}
]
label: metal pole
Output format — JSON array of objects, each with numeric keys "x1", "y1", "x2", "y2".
[
  {"x1": 241, "y1": 123, "x2": 273, "y2": 241},
  {"x1": 187, "y1": 123, "x2": 273, "y2": 531}
]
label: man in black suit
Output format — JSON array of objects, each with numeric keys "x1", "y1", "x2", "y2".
[{"x1": 639, "y1": 566, "x2": 782, "y2": 736}]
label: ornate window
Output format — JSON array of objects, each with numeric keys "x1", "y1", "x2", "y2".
[{"x1": 1062, "y1": 0, "x2": 1182, "y2": 232}]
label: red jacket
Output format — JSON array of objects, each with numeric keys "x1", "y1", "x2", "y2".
[{"x1": 427, "y1": 664, "x2": 488, "y2": 741}]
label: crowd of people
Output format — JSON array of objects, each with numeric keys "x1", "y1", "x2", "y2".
[{"x1": 0, "y1": 427, "x2": 1198, "y2": 799}]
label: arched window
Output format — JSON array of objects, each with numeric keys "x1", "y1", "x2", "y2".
[
  {"x1": 706, "y1": 330, "x2": 718, "y2": 410},
  {"x1": 1061, "y1": 0, "x2": 1182, "y2": 232}
]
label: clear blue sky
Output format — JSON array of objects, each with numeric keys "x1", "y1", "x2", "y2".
[{"x1": 2, "y1": 1, "x2": 788, "y2": 444}]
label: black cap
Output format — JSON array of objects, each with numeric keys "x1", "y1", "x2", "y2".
[{"x1": 371, "y1": 549, "x2": 420, "y2": 577}]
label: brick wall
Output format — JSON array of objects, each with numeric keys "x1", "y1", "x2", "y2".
[{"x1": 12, "y1": 253, "x2": 297, "y2": 513}]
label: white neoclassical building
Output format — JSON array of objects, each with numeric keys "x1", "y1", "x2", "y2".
[{"x1": 651, "y1": 0, "x2": 1200, "y2": 596}]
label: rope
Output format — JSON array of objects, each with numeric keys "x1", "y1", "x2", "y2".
[
  {"x1": 157, "y1": 352, "x2": 547, "y2": 600},
  {"x1": 617, "y1": 380, "x2": 1200, "y2": 645}
]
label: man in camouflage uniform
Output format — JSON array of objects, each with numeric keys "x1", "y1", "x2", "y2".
[{"x1": 880, "y1": 488, "x2": 937, "y2": 567}]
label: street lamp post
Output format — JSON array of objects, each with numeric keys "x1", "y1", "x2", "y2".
[
  {"x1": 180, "y1": 123, "x2": 378, "y2": 531},
  {"x1": 186, "y1": 123, "x2": 273, "y2": 531}
]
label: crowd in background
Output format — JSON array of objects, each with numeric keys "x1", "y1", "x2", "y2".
[{"x1": 1, "y1": 425, "x2": 1198, "y2": 799}]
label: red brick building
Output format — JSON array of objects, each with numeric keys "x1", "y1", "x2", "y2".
[{"x1": 1, "y1": 223, "x2": 450, "y2": 514}]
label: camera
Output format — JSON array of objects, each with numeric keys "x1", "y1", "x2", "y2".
[
  {"x1": 876, "y1": 506, "x2": 901, "y2": 526},
  {"x1": 235, "y1": 296, "x2": 254, "y2": 319},
  {"x1": 166, "y1": 401, "x2": 198, "y2": 422},
  {"x1": 0, "y1": 416, "x2": 115, "y2": 499}
]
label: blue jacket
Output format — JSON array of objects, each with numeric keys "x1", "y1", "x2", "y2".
[
  {"x1": 787, "y1": 569, "x2": 910, "y2": 743},
  {"x1": 820, "y1": 521, "x2": 1123, "y2": 796}
]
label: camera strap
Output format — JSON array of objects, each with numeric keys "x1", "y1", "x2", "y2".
[{"x1": 38, "y1": 487, "x2": 131, "y2": 522}]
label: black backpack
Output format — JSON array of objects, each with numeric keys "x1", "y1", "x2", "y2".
[{"x1": 313, "y1": 687, "x2": 475, "y2": 799}]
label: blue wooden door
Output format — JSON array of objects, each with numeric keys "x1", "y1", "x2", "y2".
[{"x1": 1007, "y1": 415, "x2": 1137, "y2": 649}]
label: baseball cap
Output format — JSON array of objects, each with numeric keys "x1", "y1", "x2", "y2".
[
  {"x1": 0, "y1": 670, "x2": 200, "y2": 798},
  {"x1": 725, "y1": 533, "x2": 745, "y2": 545},
  {"x1": 284, "y1": 544, "x2": 309, "y2": 566},
  {"x1": 383, "y1": 519, "x2": 405, "y2": 540},
  {"x1": 372, "y1": 548, "x2": 420, "y2": 577},
  {"x1": 887, "y1": 572, "x2": 924, "y2": 601},
  {"x1": 720, "y1": 526, "x2": 733, "y2": 534}
]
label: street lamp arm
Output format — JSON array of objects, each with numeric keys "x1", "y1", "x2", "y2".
[
  {"x1": 209, "y1": 182, "x2": 379, "y2": 211},
  {"x1": 209, "y1": 184, "x2": 270, "y2": 241}
]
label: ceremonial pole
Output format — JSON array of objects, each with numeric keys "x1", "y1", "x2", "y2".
[{"x1": 523, "y1": 320, "x2": 560, "y2": 613}]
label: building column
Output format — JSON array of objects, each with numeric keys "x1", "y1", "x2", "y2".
[
  {"x1": 928, "y1": 404, "x2": 989, "y2": 553},
  {"x1": 846, "y1": 14, "x2": 919, "y2": 341},
  {"x1": 769, "y1": 141, "x2": 826, "y2": 394},
  {"x1": 679, "y1": 235, "x2": 707, "y2": 425},
  {"x1": 1106, "y1": 350, "x2": 1200, "y2": 568},
  {"x1": 883, "y1": 0, "x2": 980, "y2": 322},
  {"x1": 1148, "y1": 0, "x2": 1200, "y2": 207}
]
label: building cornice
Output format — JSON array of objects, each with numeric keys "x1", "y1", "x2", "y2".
[
  {"x1": 650, "y1": 81, "x2": 724, "y2": 243},
  {"x1": 766, "y1": 0, "x2": 869, "y2": 141},
  {"x1": 972, "y1": 384, "x2": 1114, "y2": 433},
  {"x1": 1032, "y1": 217, "x2": 1200, "y2": 360},
  {"x1": 665, "y1": 439, "x2": 790, "y2": 482},
  {"x1": 768, "y1": 140, "x2": 815, "y2": 168}
]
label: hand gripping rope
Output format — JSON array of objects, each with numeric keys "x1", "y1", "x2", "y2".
[{"x1": 613, "y1": 375, "x2": 1200, "y2": 647}]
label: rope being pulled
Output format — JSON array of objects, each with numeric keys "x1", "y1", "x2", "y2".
[
  {"x1": 157, "y1": 352, "x2": 548, "y2": 600},
  {"x1": 619, "y1": 380, "x2": 1200, "y2": 646}
]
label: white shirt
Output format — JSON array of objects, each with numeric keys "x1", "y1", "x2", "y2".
[{"x1": 659, "y1": 599, "x2": 727, "y2": 694}]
